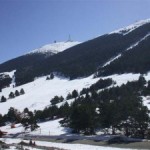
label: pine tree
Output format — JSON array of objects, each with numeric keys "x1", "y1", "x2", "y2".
[
  {"x1": 72, "y1": 90, "x2": 78, "y2": 99},
  {"x1": 50, "y1": 73, "x2": 54, "y2": 79},
  {"x1": 15, "y1": 90, "x2": 20, "y2": 96},
  {"x1": 1, "y1": 96, "x2": 6, "y2": 102},
  {"x1": 20, "y1": 88, "x2": 25, "y2": 95},
  {"x1": 46, "y1": 76, "x2": 50, "y2": 80},
  {"x1": 9, "y1": 92, "x2": 15, "y2": 99},
  {"x1": 66, "y1": 93, "x2": 72, "y2": 100},
  {"x1": 50, "y1": 96, "x2": 64, "y2": 105},
  {"x1": 68, "y1": 104, "x2": 97, "y2": 134}
]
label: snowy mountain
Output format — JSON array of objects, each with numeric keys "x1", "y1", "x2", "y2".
[
  {"x1": 28, "y1": 41, "x2": 81, "y2": 55},
  {"x1": 110, "y1": 19, "x2": 150, "y2": 35},
  {"x1": 0, "y1": 18, "x2": 149, "y2": 95},
  {"x1": 1, "y1": 19, "x2": 150, "y2": 148}
]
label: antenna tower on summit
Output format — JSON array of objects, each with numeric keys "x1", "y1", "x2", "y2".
[{"x1": 67, "y1": 34, "x2": 72, "y2": 42}]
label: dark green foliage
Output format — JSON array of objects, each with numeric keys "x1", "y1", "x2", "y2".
[
  {"x1": 46, "y1": 76, "x2": 50, "y2": 80},
  {"x1": 1, "y1": 96, "x2": 7, "y2": 102},
  {"x1": 80, "y1": 88, "x2": 88, "y2": 95},
  {"x1": 143, "y1": 80, "x2": 150, "y2": 96},
  {"x1": 15, "y1": 90, "x2": 20, "y2": 97},
  {"x1": 6, "y1": 107, "x2": 20, "y2": 123},
  {"x1": 20, "y1": 88, "x2": 25, "y2": 95},
  {"x1": 0, "y1": 74, "x2": 12, "y2": 90},
  {"x1": 90, "y1": 78, "x2": 113, "y2": 91},
  {"x1": 69, "y1": 103, "x2": 97, "y2": 134},
  {"x1": 9, "y1": 92, "x2": 15, "y2": 99},
  {"x1": 72, "y1": 90, "x2": 78, "y2": 99},
  {"x1": 46, "y1": 73, "x2": 54, "y2": 80},
  {"x1": 60, "y1": 77, "x2": 150, "y2": 137},
  {"x1": 66, "y1": 93, "x2": 72, "y2": 100},
  {"x1": 50, "y1": 73, "x2": 54, "y2": 79},
  {"x1": 0, "y1": 114, "x2": 5, "y2": 126},
  {"x1": 80, "y1": 78, "x2": 113, "y2": 95},
  {"x1": 98, "y1": 36, "x2": 150, "y2": 76},
  {"x1": 58, "y1": 102, "x2": 70, "y2": 118},
  {"x1": 50, "y1": 96, "x2": 64, "y2": 105},
  {"x1": 24, "y1": 108, "x2": 29, "y2": 113},
  {"x1": 34, "y1": 105, "x2": 59, "y2": 121}
]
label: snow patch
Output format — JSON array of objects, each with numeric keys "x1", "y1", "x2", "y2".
[
  {"x1": 102, "y1": 32, "x2": 150, "y2": 67},
  {"x1": 102, "y1": 73, "x2": 141, "y2": 87},
  {"x1": 126, "y1": 32, "x2": 150, "y2": 51},
  {"x1": 28, "y1": 41, "x2": 81, "y2": 55},
  {"x1": 110, "y1": 19, "x2": 150, "y2": 35},
  {"x1": 102, "y1": 54, "x2": 121, "y2": 67},
  {"x1": 0, "y1": 70, "x2": 16, "y2": 79}
]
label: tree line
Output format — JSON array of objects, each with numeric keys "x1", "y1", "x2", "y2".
[
  {"x1": 1, "y1": 88, "x2": 25, "y2": 103},
  {"x1": 0, "y1": 76, "x2": 150, "y2": 139}
]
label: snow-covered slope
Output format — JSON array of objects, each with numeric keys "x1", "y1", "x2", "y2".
[
  {"x1": 1, "y1": 70, "x2": 150, "y2": 115},
  {"x1": 0, "y1": 118, "x2": 69, "y2": 136},
  {"x1": 28, "y1": 41, "x2": 81, "y2": 55},
  {"x1": 110, "y1": 19, "x2": 150, "y2": 35},
  {"x1": 0, "y1": 70, "x2": 16, "y2": 79},
  {"x1": 0, "y1": 74, "x2": 99, "y2": 115}
]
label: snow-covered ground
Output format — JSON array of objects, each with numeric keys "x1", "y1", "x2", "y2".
[
  {"x1": 1, "y1": 72, "x2": 150, "y2": 149},
  {"x1": 0, "y1": 119, "x2": 69, "y2": 136},
  {"x1": 1, "y1": 70, "x2": 150, "y2": 115},
  {"x1": 0, "y1": 74, "x2": 99, "y2": 115},
  {"x1": 0, "y1": 70, "x2": 16, "y2": 78},
  {"x1": 0, "y1": 138, "x2": 142, "y2": 150},
  {"x1": 27, "y1": 41, "x2": 81, "y2": 55}
]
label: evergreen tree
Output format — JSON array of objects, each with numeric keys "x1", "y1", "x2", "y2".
[
  {"x1": 20, "y1": 88, "x2": 25, "y2": 95},
  {"x1": 1, "y1": 96, "x2": 6, "y2": 102},
  {"x1": 9, "y1": 92, "x2": 15, "y2": 99},
  {"x1": 58, "y1": 102, "x2": 70, "y2": 118},
  {"x1": 72, "y1": 90, "x2": 78, "y2": 99},
  {"x1": 66, "y1": 93, "x2": 72, "y2": 100},
  {"x1": 7, "y1": 107, "x2": 17, "y2": 122},
  {"x1": 50, "y1": 73, "x2": 54, "y2": 79},
  {"x1": 46, "y1": 76, "x2": 50, "y2": 80},
  {"x1": 68, "y1": 104, "x2": 97, "y2": 134},
  {"x1": 50, "y1": 96, "x2": 64, "y2": 105},
  {"x1": 15, "y1": 90, "x2": 20, "y2": 97},
  {"x1": 0, "y1": 114, "x2": 5, "y2": 126}
]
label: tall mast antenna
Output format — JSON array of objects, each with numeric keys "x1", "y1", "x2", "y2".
[{"x1": 67, "y1": 34, "x2": 72, "y2": 42}]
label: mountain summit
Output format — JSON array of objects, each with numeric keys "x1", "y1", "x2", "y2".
[{"x1": 28, "y1": 41, "x2": 80, "y2": 55}]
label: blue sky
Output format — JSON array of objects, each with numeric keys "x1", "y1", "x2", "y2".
[{"x1": 0, "y1": 0, "x2": 150, "y2": 63}]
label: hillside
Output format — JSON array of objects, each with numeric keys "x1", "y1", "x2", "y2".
[
  {"x1": 0, "y1": 71, "x2": 99, "y2": 115},
  {"x1": 1, "y1": 19, "x2": 150, "y2": 143},
  {"x1": 0, "y1": 19, "x2": 150, "y2": 86},
  {"x1": 0, "y1": 41, "x2": 80, "y2": 85}
]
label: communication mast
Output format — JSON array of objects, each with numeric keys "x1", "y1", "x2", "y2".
[{"x1": 67, "y1": 34, "x2": 72, "y2": 42}]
